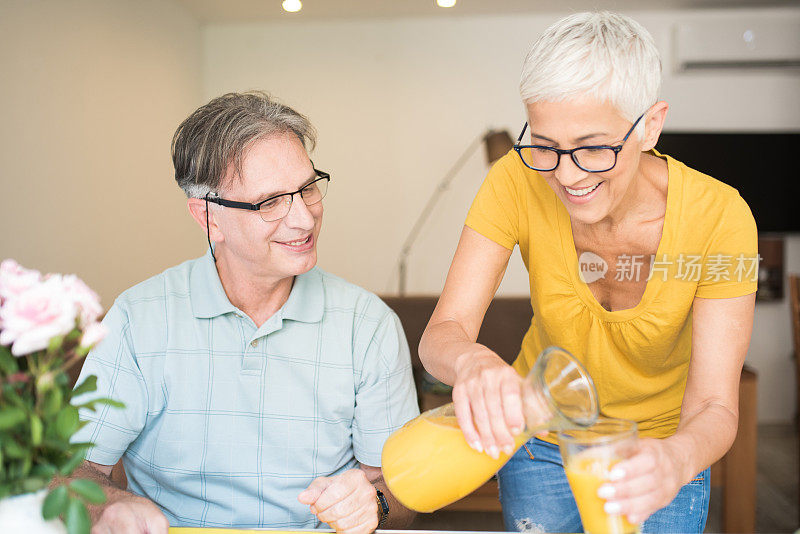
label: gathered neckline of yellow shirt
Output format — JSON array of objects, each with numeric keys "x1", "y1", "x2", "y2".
[{"x1": 555, "y1": 149, "x2": 682, "y2": 324}]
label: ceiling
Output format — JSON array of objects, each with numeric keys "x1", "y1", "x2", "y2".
[{"x1": 175, "y1": 0, "x2": 798, "y2": 23}]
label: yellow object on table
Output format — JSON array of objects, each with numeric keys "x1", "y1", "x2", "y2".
[
  {"x1": 170, "y1": 530, "x2": 332, "y2": 533},
  {"x1": 169, "y1": 531, "x2": 513, "y2": 534}
]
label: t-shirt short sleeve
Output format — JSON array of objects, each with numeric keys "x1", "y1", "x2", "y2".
[
  {"x1": 351, "y1": 309, "x2": 419, "y2": 467},
  {"x1": 464, "y1": 155, "x2": 521, "y2": 251},
  {"x1": 71, "y1": 299, "x2": 148, "y2": 466},
  {"x1": 695, "y1": 193, "x2": 759, "y2": 299}
]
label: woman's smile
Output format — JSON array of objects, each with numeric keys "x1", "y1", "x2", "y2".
[{"x1": 563, "y1": 180, "x2": 605, "y2": 204}]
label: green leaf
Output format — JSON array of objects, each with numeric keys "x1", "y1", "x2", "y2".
[
  {"x1": 6, "y1": 458, "x2": 24, "y2": 479},
  {"x1": 43, "y1": 387, "x2": 63, "y2": 417},
  {"x1": 21, "y1": 476, "x2": 46, "y2": 492},
  {"x1": 41, "y1": 438, "x2": 70, "y2": 452},
  {"x1": 31, "y1": 462, "x2": 58, "y2": 479},
  {"x1": 3, "y1": 438, "x2": 28, "y2": 458},
  {"x1": 30, "y1": 414, "x2": 43, "y2": 445},
  {"x1": 75, "y1": 397, "x2": 124, "y2": 411},
  {"x1": 47, "y1": 335, "x2": 65, "y2": 354},
  {"x1": 68, "y1": 479, "x2": 106, "y2": 504},
  {"x1": 55, "y1": 406, "x2": 79, "y2": 440},
  {"x1": 58, "y1": 450, "x2": 86, "y2": 476},
  {"x1": 55, "y1": 371, "x2": 69, "y2": 387},
  {"x1": 70, "y1": 375, "x2": 97, "y2": 398},
  {"x1": 66, "y1": 328, "x2": 82, "y2": 343},
  {"x1": 65, "y1": 496, "x2": 91, "y2": 534},
  {"x1": 0, "y1": 407, "x2": 26, "y2": 429},
  {"x1": 21, "y1": 453, "x2": 32, "y2": 476},
  {"x1": 0, "y1": 345, "x2": 18, "y2": 374},
  {"x1": 67, "y1": 441, "x2": 94, "y2": 451},
  {"x1": 2, "y1": 386, "x2": 28, "y2": 409},
  {"x1": 42, "y1": 486, "x2": 69, "y2": 520}
]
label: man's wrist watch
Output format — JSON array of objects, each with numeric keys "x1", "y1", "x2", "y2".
[{"x1": 375, "y1": 488, "x2": 389, "y2": 528}]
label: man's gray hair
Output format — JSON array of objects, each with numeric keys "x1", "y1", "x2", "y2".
[
  {"x1": 172, "y1": 91, "x2": 317, "y2": 198},
  {"x1": 520, "y1": 12, "x2": 662, "y2": 138}
]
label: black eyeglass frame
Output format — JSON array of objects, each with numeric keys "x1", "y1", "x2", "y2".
[
  {"x1": 205, "y1": 169, "x2": 330, "y2": 216},
  {"x1": 202, "y1": 167, "x2": 330, "y2": 262},
  {"x1": 513, "y1": 113, "x2": 645, "y2": 173}
]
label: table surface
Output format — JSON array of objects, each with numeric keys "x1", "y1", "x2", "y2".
[{"x1": 169, "y1": 530, "x2": 509, "y2": 534}]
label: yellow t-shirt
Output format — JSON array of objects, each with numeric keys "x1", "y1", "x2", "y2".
[{"x1": 465, "y1": 149, "x2": 758, "y2": 440}]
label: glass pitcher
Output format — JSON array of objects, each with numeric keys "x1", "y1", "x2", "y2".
[{"x1": 381, "y1": 346, "x2": 599, "y2": 512}]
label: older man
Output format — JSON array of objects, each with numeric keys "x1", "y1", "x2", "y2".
[{"x1": 70, "y1": 92, "x2": 419, "y2": 533}]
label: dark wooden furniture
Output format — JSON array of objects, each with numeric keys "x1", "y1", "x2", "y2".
[
  {"x1": 790, "y1": 274, "x2": 800, "y2": 523},
  {"x1": 713, "y1": 366, "x2": 758, "y2": 533}
]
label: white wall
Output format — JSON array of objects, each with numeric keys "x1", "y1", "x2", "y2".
[
  {"x1": 0, "y1": 0, "x2": 204, "y2": 306},
  {"x1": 203, "y1": 7, "x2": 800, "y2": 422},
  {"x1": 0, "y1": 2, "x2": 795, "y2": 423}
]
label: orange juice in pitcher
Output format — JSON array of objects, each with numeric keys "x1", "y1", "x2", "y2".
[
  {"x1": 382, "y1": 346, "x2": 599, "y2": 512},
  {"x1": 380, "y1": 405, "x2": 529, "y2": 512}
]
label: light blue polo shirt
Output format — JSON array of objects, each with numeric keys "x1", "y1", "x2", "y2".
[{"x1": 73, "y1": 250, "x2": 419, "y2": 528}]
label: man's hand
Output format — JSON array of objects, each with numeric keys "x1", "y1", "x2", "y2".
[
  {"x1": 91, "y1": 495, "x2": 169, "y2": 534},
  {"x1": 298, "y1": 468, "x2": 379, "y2": 534}
]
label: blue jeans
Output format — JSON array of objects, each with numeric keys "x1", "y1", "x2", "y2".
[{"x1": 497, "y1": 438, "x2": 710, "y2": 533}]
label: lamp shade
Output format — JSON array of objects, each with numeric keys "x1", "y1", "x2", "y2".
[{"x1": 483, "y1": 129, "x2": 514, "y2": 165}]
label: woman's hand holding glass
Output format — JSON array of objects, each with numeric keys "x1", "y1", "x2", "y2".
[
  {"x1": 597, "y1": 437, "x2": 689, "y2": 525},
  {"x1": 451, "y1": 347, "x2": 550, "y2": 459}
]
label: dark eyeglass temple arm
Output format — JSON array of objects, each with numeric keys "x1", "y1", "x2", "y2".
[
  {"x1": 516, "y1": 123, "x2": 528, "y2": 144},
  {"x1": 204, "y1": 195, "x2": 217, "y2": 263}
]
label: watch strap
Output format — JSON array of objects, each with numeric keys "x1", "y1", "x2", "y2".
[{"x1": 375, "y1": 488, "x2": 389, "y2": 527}]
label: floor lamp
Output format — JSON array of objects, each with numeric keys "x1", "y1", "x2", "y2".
[{"x1": 397, "y1": 129, "x2": 514, "y2": 295}]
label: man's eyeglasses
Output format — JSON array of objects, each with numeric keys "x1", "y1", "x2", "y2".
[
  {"x1": 513, "y1": 113, "x2": 645, "y2": 173},
  {"x1": 205, "y1": 169, "x2": 330, "y2": 223},
  {"x1": 202, "y1": 168, "x2": 330, "y2": 262}
]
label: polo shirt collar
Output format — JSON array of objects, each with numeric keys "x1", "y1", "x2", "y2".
[
  {"x1": 190, "y1": 249, "x2": 239, "y2": 319},
  {"x1": 282, "y1": 267, "x2": 324, "y2": 324},
  {"x1": 190, "y1": 249, "x2": 324, "y2": 323}
]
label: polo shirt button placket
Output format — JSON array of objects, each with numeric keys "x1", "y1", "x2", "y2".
[{"x1": 242, "y1": 337, "x2": 263, "y2": 374}]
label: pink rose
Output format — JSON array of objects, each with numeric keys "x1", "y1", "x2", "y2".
[
  {"x1": 0, "y1": 259, "x2": 41, "y2": 304},
  {"x1": 80, "y1": 321, "x2": 107, "y2": 349},
  {"x1": 0, "y1": 275, "x2": 79, "y2": 356},
  {"x1": 62, "y1": 274, "x2": 102, "y2": 326}
]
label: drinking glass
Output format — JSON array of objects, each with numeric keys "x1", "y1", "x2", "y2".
[{"x1": 559, "y1": 417, "x2": 640, "y2": 534}]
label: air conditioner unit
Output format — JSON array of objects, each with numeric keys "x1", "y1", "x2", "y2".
[{"x1": 673, "y1": 17, "x2": 800, "y2": 71}]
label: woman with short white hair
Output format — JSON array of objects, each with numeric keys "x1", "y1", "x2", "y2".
[{"x1": 420, "y1": 11, "x2": 757, "y2": 533}]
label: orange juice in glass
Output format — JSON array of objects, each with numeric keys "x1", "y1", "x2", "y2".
[
  {"x1": 382, "y1": 346, "x2": 599, "y2": 512},
  {"x1": 559, "y1": 417, "x2": 640, "y2": 534}
]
